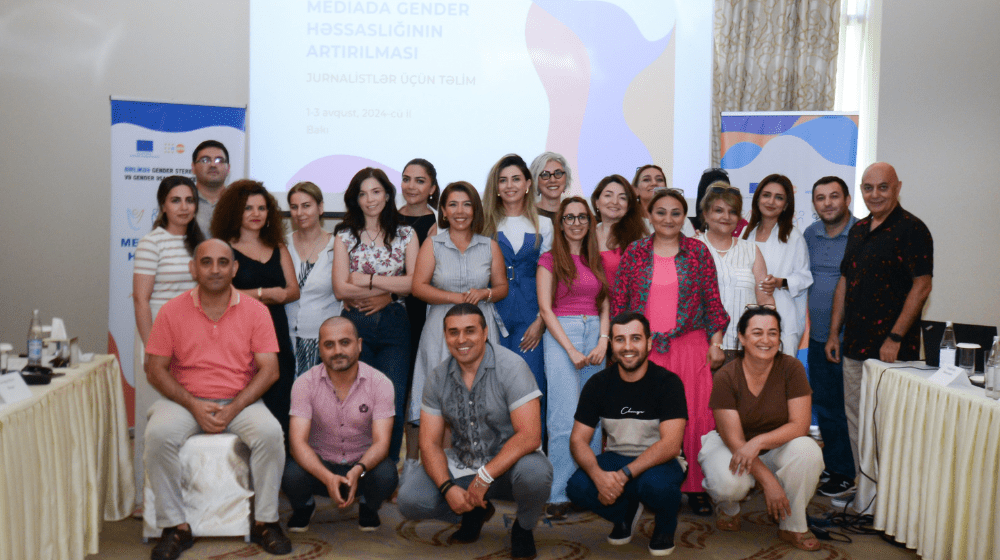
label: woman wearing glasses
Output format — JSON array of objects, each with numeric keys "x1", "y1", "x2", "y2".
[
  {"x1": 590, "y1": 175, "x2": 648, "y2": 289},
  {"x1": 483, "y1": 154, "x2": 552, "y2": 429},
  {"x1": 612, "y1": 189, "x2": 729, "y2": 517},
  {"x1": 699, "y1": 306, "x2": 823, "y2": 551},
  {"x1": 332, "y1": 167, "x2": 418, "y2": 464},
  {"x1": 696, "y1": 182, "x2": 774, "y2": 365},
  {"x1": 742, "y1": 174, "x2": 812, "y2": 357},
  {"x1": 531, "y1": 152, "x2": 572, "y2": 220},
  {"x1": 537, "y1": 197, "x2": 610, "y2": 518}
]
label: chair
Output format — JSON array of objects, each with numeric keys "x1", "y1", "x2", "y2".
[{"x1": 143, "y1": 433, "x2": 254, "y2": 542}]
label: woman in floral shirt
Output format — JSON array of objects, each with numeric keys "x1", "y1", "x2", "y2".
[
  {"x1": 333, "y1": 167, "x2": 418, "y2": 463},
  {"x1": 611, "y1": 188, "x2": 729, "y2": 516}
]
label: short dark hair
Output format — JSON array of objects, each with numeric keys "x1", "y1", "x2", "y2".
[
  {"x1": 736, "y1": 306, "x2": 783, "y2": 337},
  {"x1": 403, "y1": 158, "x2": 441, "y2": 209},
  {"x1": 813, "y1": 175, "x2": 850, "y2": 199},
  {"x1": 192, "y1": 140, "x2": 229, "y2": 164},
  {"x1": 647, "y1": 188, "x2": 688, "y2": 216},
  {"x1": 609, "y1": 311, "x2": 651, "y2": 338},
  {"x1": 443, "y1": 302, "x2": 486, "y2": 329},
  {"x1": 438, "y1": 181, "x2": 485, "y2": 234}
]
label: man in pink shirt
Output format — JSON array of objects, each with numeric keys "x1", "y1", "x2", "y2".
[
  {"x1": 281, "y1": 317, "x2": 397, "y2": 533},
  {"x1": 144, "y1": 239, "x2": 291, "y2": 560}
]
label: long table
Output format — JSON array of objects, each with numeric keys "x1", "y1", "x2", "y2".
[
  {"x1": 0, "y1": 355, "x2": 136, "y2": 560},
  {"x1": 857, "y1": 360, "x2": 1000, "y2": 560}
]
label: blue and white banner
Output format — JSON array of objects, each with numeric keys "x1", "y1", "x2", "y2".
[
  {"x1": 109, "y1": 98, "x2": 245, "y2": 425},
  {"x1": 720, "y1": 111, "x2": 858, "y2": 229}
]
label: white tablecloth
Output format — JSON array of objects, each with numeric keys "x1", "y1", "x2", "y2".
[
  {"x1": 857, "y1": 360, "x2": 1000, "y2": 560},
  {"x1": 0, "y1": 355, "x2": 136, "y2": 560}
]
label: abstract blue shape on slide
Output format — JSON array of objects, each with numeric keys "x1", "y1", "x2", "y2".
[
  {"x1": 782, "y1": 117, "x2": 858, "y2": 167},
  {"x1": 721, "y1": 115, "x2": 802, "y2": 135},
  {"x1": 720, "y1": 142, "x2": 762, "y2": 170}
]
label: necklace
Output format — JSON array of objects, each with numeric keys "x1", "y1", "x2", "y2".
[
  {"x1": 298, "y1": 230, "x2": 329, "y2": 262},
  {"x1": 363, "y1": 227, "x2": 381, "y2": 246},
  {"x1": 712, "y1": 236, "x2": 736, "y2": 255}
]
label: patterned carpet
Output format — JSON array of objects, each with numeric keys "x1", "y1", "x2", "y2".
[{"x1": 90, "y1": 491, "x2": 920, "y2": 559}]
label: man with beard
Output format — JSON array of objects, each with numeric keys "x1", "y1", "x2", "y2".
[
  {"x1": 281, "y1": 317, "x2": 398, "y2": 533},
  {"x1": 804, "y1": 176, "x2": 857, "y2": 499},
  {"x1": 190, "y1": 140, "x2": 231, "y2": 235},
  {"x1": 566, "y1": 312, "x2": 688, "y2": 557}
]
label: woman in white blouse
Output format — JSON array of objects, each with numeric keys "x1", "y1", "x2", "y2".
[
  {"x1": 741, "y1": 174, "x2": 812, "y2": 356},
  {"x1": 285, "y1": 182, "x2": 341, "y2": 376}
]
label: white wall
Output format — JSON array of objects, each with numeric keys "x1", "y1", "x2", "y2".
[
  {"x1": 877, "y1": 0, "x2": 1000, "y2": 327},
  {"x1": 0, "y1": 1, "x2": 250, "y2": 350},
  {"x1": 1, "y1": 0, "x2": 997, "y2": 355}
]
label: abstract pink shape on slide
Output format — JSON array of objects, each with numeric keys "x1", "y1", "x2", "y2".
[
  {"x1": 526, "y1": 3, "x2": 590, "y2": 195},
  {"x1": 285, "y1": 155, "x2": 401, "y2": 195}
]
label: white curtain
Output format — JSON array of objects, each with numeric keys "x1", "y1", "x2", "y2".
[{"x1": 712, "y1": 0, "x2": 842, "y2": 165}]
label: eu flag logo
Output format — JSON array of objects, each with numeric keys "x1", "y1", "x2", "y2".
[{"x1": 137, "y1": 140, "x2": 153, "y2": 152}]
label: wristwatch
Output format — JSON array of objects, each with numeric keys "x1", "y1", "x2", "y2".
[{"x1": 780, "y1": 278, "x2": 788, "y2": 289}]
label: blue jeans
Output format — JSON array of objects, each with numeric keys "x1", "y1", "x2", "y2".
[
  {"x1": 807, "y1": 339, "x2": 855, "y2": 479},
  {"x1": 281, "y1": 455, "x2": 398, "y2": 512},
  {"x1": 567, "y1": 452, "x2": 685, "y2": 537},
  {"x1": 543, "y1": 315, "x2": 603, "y2": 503},
  {"x1": 342, "y1": 304, "x2": 410, "y2": 463},
  {"x1": 499, "y1": 316, "x2": 547, "y2": 437}
]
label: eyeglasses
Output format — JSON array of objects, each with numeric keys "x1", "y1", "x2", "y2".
[
  {"x1": 709, "y1": 184, "x2": 741, "y2": 195},
  {"x1": 744, "y1": 304, "x2": 776, "y2": 311},
  {"x1": 561, "y1": 213, "x2": 590, "y2": 225},
  {"x1": 196, "y1": 156, "x2": 228, "y2": 165},
  {"x1": 538, "y1": 170, "x2": 565, "y2": 180}
]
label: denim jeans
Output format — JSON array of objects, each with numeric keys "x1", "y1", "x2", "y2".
[
  {"x1": 281, "y1": 455, "x2": 398, "y2": 512},
  {"x1": 543, "y1": 314, "x2": 603, "y2": 503},
  {"x1": 342, "y1": 304, "x2": 410, "y2": 463},
  {"x1": 807, "y1": 339, "x2": 856, "y2": 479},
  {"x1": 567, "y1": 452, "x2": 685, "y2": 537}
]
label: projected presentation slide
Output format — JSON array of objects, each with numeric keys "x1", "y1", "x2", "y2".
[{"x1": 249, "y1": 0, "x2": 711, "y2": 211}]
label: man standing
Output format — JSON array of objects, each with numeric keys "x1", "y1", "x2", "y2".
[
  {"x1": 804, "y1": 176, "x2": 858, "y2": 498},
  {"x1": 281, "y1": 317, "x2": 398, "y2": 533},
  {"x1": 826, "y1": 162, "x2": 933, "y2": 480},
  {"x1": 144, "y1": 239, "x2": 291, "y2": 560},
  {"x1": 397, "y1": 303, "x2": 552, "y2": 560},
  {"x1": 566, "y1": 312, "x2": 687, "y2": 557},
  {"x1": 190, "y1": 140, "x2": 231, "y2": 235}
]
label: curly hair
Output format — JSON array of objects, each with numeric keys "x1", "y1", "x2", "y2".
[
  {"x1": 152, "y1": 175, "x2": 205, "y2": 255},
  {"x1": 333, "y1": 167, "x2": 403, "y2": 253},
  {"x1": 210, "y1": 179, "x2": 286, "y2": 247},
  {"x1": 743, "y1": 173, "x2": 795, "y2": 243}
]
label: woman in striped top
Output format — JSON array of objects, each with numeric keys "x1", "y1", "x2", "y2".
[{"x1": 132, "y1": 175, "x2": 205, "y2": 496}]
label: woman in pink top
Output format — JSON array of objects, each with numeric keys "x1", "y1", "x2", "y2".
[
  {"x1": 590, "y1": 175, "x2": 648, "y2": 289},
  {"x1": 537, "y1": 197, "x2": 611, "y2": 518},
  {"x1": 611, "y1": 189, "x2": 729, "y2": 517}
]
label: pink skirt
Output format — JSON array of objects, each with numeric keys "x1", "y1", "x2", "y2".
[{"x1": 650, "y1": 329, "x2": 714, "y2": 493}]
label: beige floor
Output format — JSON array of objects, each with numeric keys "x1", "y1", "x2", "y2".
[{"x1": 89, "y1": 490, "x2": 920, "y2": 560}]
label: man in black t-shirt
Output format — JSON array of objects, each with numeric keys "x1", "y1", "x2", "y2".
[{"x1": 566, "y1": 312, "x2": 687, "y2": 557}]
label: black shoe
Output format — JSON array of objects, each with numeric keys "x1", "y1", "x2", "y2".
[
  {"x1": 819, "y1": 469, "x2": 832, "y2": 485},
  {"x1": 545, "y1": 501, "x2": 573, "y2": 520},
  {"x1": 151, "y1": 525, "x2": 194, "y2": 560},
  {"x1": 608, "y1": 502, "x2": 644, "y2": 545},
  {"x1": 648, "y1": 525, "x2": 676, "y2": 557},
  {"x1": 510, "y1": 519, "x2": 537, "y2": 559},
  {"x1": 358, "y1": 503, "x2": 381, "y2": 531},
  {"x1": 447, "y1": 501, "x2": 496, "y2": 544},
  {"x1": 287, "y1": 502, "x2": 315, "y2": 533},
  {"x1": 251, "y1": 522, "x2": 292, "y2": 555},
  {"x1": 686, "y1": 492, "x2": 714, "y2": 516},
  {"x1": 818, "y1": 473, "x2": 856, "y2": 497}
]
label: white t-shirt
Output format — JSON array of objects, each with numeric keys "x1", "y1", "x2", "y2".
[
  {"x1": 133, "y1": 227, "x2": 196, "y2": 317},
  {"x1": 498, "y1": 214, "x2": 553, "y2": 253}
]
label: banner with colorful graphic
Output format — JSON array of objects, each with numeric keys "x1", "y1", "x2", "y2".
[
  {"x1": 719, "y1": 112, "x2": 858, "y2": 229},
  {"x1": 109, "y1": 99, "x2": 246, "y2": 426}
]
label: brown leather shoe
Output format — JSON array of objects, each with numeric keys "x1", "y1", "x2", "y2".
[
  {"x1": 778, "y1": 529, "x2": 821, "y2": 551},
  {"x1": 251, "y1": 521, "x2": 292, "y2": 555},
  {"x1": 150, "y1": 525, "x2": 194, "y2": 560}
]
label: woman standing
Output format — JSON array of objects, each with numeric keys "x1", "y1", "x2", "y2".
[
  {"x1": 633, "y1": 165, "x2": 695, "y2": 237},
  {"x1": 742, "y1": 174, "x2": 812, "y2": 356},
  {"x1": 212, "y1": 180, "x2": 300, "y2": 438},
  {"x1": 699, "y1": 307, "x2": 823, "y2": 551},
  {"x1": 612, "y1": 189, "x2": 730, "y2": 516},
  {"x1": 483, "y1": 154, "x2": 552, "y2": 428},
  {"x1": 398, "y1": 158, "x2": 441, "y2": 461},
  {"x1": 332, "y1": 167, "x2": 418, "y2": 464},
  {"x1": 285, "y1": 182, "x2": 340, "y2": 376},
  {"x1": 537, "y1": 197, "x2": 610, "y2": 518},
  {"x1": 530, "y1": 152, "x2": 571, "y2": 220},
  {"x1": 696, "y1": 182, "x2": 774, "y2": 363},
  {"x1": 409, "y1": 182, "x2": 509, "y2": 424},
  {"x1": 133, "y1": 175, "x2": 204, "y2": 494},
  {"x1": 590, "y1": 175, "x2": 648, "y2": 289}
]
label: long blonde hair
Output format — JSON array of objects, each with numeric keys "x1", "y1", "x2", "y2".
[{"x1": 482, "y1": 154, "x2": 541, "y2": 247}]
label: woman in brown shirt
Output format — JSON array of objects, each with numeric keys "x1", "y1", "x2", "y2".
[{"x1": 698, "y1": 306, "x2": 824, "y2": 551}]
